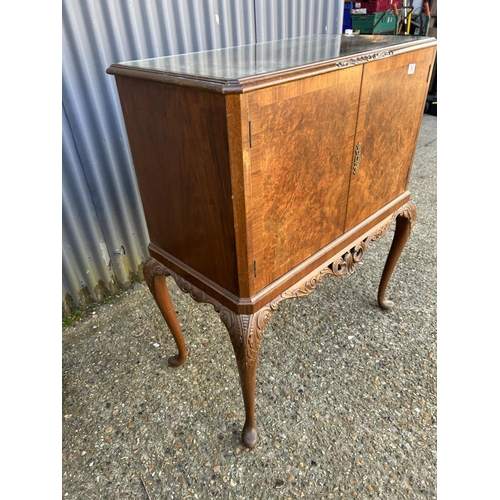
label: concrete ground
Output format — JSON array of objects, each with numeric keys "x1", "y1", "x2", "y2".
[{"x1": 62, "y1": 114, "x2": 437, "y2": 499}]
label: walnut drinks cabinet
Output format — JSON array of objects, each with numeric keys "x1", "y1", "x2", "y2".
[{"x1": 107, "y1": 34, "x2": 437, "y2": 449}]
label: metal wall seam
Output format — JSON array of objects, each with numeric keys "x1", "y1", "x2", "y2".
[{"x1": 62, "y1": 0, "x2": 342, "y2": 317}]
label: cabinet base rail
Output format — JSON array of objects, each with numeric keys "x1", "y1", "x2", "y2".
[{"x1": 143, "y1": 201, "x2": 416, "y2": 449}]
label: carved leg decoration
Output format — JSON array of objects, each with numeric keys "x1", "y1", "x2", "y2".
[
  {"x1": 219, "y1": 306, "x2": 273, "y2": 449},
  {"x1": 143, "y1": 258, "x2": 187, "y2": 367},
  {"x1": 378, "y1": 202, "x2": 417, "y2": 310}
]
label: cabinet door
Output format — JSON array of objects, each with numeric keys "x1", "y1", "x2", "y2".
[
  {"x1": 247, "y1": 65, "x2": 363, "y2": 291},
  {"x1": 344, "y1": 46, "x2": 436, "y2": 231}
]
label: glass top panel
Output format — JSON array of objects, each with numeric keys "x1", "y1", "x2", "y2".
[{"x1": 118, "y1": 34, "x2": 427, "y2": 81}]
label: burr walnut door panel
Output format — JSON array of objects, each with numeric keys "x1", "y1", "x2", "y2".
[
  {"x1": 247, "y1": 65, "x2": 363, "y2": 291},
  {"x1": 344, "y1": 46, "x2": 437, "y2": 231}
]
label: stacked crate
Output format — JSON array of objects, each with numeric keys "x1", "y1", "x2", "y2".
[
  {"x1": 343, "y1": 2, "x2": 355, "y2": 32},
  {"x1": 351, "y1": 0, "x2": 401, "y2": 34},
  {"x1": 359, "y1": 0, "x2": 401, "y2": 13}
]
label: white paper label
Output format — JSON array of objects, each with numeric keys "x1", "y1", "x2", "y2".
[{"x1": 408, "y1": 63, "x2": 416, "y2": 75}]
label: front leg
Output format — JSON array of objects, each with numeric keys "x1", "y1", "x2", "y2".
[
  {"x1": 218, "y1": 306, "x2": 273, "y2": 449},
  {"x1": 143, "y1": 257, "x2": 187, "y2": 367},
  {"x1": 378, "y1": 202, "x2": 417, "y2": 309}
]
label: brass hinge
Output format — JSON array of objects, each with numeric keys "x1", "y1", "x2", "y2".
[
  {"x1": 426, "y1": 64, "x2": 432, "y2": 83},
  {"x1": 405, "y1": 164, "x2": 412, "y2": 187}
]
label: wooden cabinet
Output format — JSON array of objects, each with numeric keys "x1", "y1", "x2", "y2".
[{"x1": 108, "y1": 34, "x2": 437, "y2": 449}]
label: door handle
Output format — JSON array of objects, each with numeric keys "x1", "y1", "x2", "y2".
[{"x1": 353, "y1": 142, "x2": 361, "y2": 174}]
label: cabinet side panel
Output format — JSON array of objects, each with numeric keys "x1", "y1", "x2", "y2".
[
  {"x1": 115, "y1": 77, "x2": 239, "y2": 295},
  {"x1": 345, "y1": 46, "x2": 437, "y2": 230},
  {"x1": 248, "y1": 66, "x2": 363, "y2": 290}
]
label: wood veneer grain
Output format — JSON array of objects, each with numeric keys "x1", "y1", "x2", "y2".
[
  {"x1": 115, "y1": 76, "x2": 240, "y2": 295},
  {"x1": 344, "y1": 46, "x2": 436, "y2": 230},
  {"x1": 247, "y1": 66, "x2": 363, "y2": 291}
]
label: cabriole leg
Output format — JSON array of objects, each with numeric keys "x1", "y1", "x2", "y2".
[
  {"x1": 378, "y1": 202, "x2": 417, "y2": 309},
  {"x1": 218, "y1": 306, "x2": 273, "y2": 449},
  {"x1": 143, "y1": 257, "x2": 187, "y2": 367}
]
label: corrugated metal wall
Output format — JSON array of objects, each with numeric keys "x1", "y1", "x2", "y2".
[{"x1": 62, "y1": 0, "x2": 343, "y2": 318}]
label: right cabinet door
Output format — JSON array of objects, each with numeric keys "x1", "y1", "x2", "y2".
[{"x1": 344, "y1": 46, "x2": 437, "y2": 231}]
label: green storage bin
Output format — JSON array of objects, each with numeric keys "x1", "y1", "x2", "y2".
[{"x1": 351, "y1": 11, "x2": 398, "y2": 34}]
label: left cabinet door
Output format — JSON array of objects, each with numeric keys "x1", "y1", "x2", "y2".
[{"x1": 246, "y1": 64, "x2": 363, "y2": 291}]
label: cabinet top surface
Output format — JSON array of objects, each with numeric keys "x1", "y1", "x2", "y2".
[{"x1": 107, "y1": 34, "x2": 436, "y2": 89}]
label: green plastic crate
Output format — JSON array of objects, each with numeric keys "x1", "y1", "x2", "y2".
[{"x1": 351, "y1": 11, "x2": 398, "y2": 34}]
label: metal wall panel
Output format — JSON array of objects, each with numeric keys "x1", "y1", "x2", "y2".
[
  {"x1": 62, "y1": 0, "x2": 343, "y2": 317},
  {"x1": 63, "y1": 106, "x2": 116, "y2": 311},
  {"x1": 255, "y1": 0, "x2": 343, "y2": 41}
]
